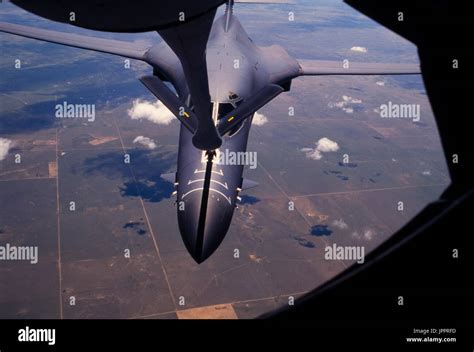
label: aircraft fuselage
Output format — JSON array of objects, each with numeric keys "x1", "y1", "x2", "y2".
[{"x1": 162, "y1": 13, "x2": 300, "y2": 262}]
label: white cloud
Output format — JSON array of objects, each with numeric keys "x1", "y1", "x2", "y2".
[
  {"x1": 376, "y1": 81, "x2": 385, "y2": 86},
  {"x1": 343, "y1": 107, "x2": 354, "y2": 114},
  {"x1": 363, "y1": 229, "x2": 375, "y2": 241},
  {"x1": 302, "y1": 137, "x2": 339, "y2": 160},
  {"x1": 305, "y1": 149, "x2": 323, "y2": 160},
  {"x1": 316, "y1": 137, "x2": 339, "y2": 153},
  {"x1": 329, "y1": 95, "x2": 362, "y2": 114},
  {"x1": 332, "y1": 218, "x2": 349, "y2": 230},
  {"x1": 352, "y1": 229, "x2": 376, "y2": 241},
  {"x1": 252, "y1": 111, "x2": 268, "y2": 126},
  {"x1": 351, "y1": 46, "x2": 368, "y2": 53},
  {"x1": 128, "y1": 99, "x2": 174, "y2": 125},
  {"x1": 133, "y1": 136, "x2": 157, "y2": 149},
  {"x1": 422, "y1": 170, "x2": 431, "y2": 176},
  {"x1": 0, "y1": 138, "x2": 13, "y2": 161},
  {"x1": 300, "y1": 147, "x2": 313, "y2": 152},
  {"x1": 329, "y1": 101, "x2": 344, "y2": 109},
  {"x1": 342, "y1": 95, "x2": 362, "y2": 104}
]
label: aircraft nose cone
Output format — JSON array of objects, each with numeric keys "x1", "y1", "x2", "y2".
[{"x1": 178, "y1": 190, "x2": 234, "y2": 263}]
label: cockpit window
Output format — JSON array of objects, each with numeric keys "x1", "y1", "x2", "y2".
[{"x1": 228, "y1": 92, "x2": 239, "y2": 101}]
